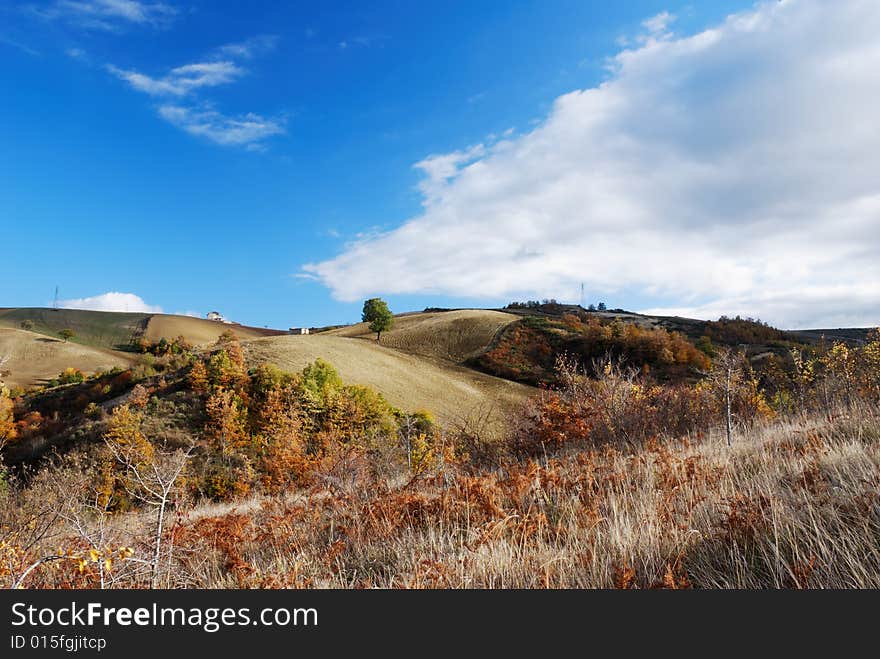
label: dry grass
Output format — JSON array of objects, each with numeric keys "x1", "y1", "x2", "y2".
[
  {"x1": 328, "y1": 309, "x2": 517, "y2": 364},
  {"x1": 0, "y1": 328, "x2": 134, "y2": 389},
  {"x1": 168, "y1": 408, "x2": 880, "y2": 589},
  {"x1": 6, "y1": 406, "x2": 879, "y2": 589},
  {"x1": 242, "y1": 333, "x2": 531, "y2": 426},
  {"x1": 143, "y1": 315, "x2": 279, "y2": 347}
]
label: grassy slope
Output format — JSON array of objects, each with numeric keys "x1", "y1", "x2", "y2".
[
  {"x1": 0, "y1": 309, "x2": 285, "y2": 389},
  {"x1": 175, "y1": 407, "x2": 880, "y2": 588},
  {"x1": 244, "y1": 333, "x2": 531, "y2": 426},
  {"x1": 789, "y1": 328, "x2": 875, "y2": 346},
  {"x1": 0, "y1": 327, "x2": 135, "y2": 388},
  {"x1": 328, "y1": 309, "x2": 518, "y2": 363},
  {"x1": 143, "y1": 314, "x2": 284, "y2": 347},
  {"x1": 0, "y1": 308, "x2": 149, "y2": 351}
]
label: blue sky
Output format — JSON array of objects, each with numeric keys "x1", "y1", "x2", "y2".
[{"x1": 2, "y1": 1, "x2": 878, "y2": 330}]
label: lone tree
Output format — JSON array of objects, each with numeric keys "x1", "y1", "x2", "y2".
[
  {"x1": 706, "y1": 347, "x2": 746, "y2": 447},
  {"x1": 58, "y1": 328, "x2": 75, "y2": 342},
  {"x1": 362, "y1": 298, "x2": 394, "y2": 342}
]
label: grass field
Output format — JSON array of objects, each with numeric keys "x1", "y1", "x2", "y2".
[
  {"x1": 0, "y1": 309, "x2": 285, "y2": 390},
  {"x1": 244, "y1": 333, "x2": 531, "y2": 426},
  {"x1": 171, "y1": 407, "x2": 880, "y2": 588},
  {"x1": 0, "y1": 308, "x2": 149, "y2": 351},
  {"x1": 0, "y1": 327, "x2": 134, "y2": 388},
  {"x1": 143, "y1": 314, "x2": 283, "y2": 346},
  {"x1": 328, "y1": 309, "x2": 518, "y2": 363}
]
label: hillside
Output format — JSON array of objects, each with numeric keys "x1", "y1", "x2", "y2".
[
  {"x1": 327, "y1": 309, "x2": 518, "y2": 363},
  {"x1": 244, "y1": 333, "x2": 530, "y2": 426},
  {"x1": 789, "y1": 327, "x2": 875, "y2": 346},
  {"x1": 143, "y1": 314, "x2": 284, "y2": 346},
  {"x1": 0, "y1": 308, "x2": 149, "y2": 351},
  {"x1": 0, "y1": 327, "x2": 134, "y2": 389},
  {"x1": 0, "y1": 309, "x2": 287, "y2": 390}
]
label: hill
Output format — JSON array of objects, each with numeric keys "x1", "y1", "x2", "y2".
[
  {"x1": 0, "y1": 308, "x2": 286, "y2": 390},
  {"x1": 0, "y1": 308, "x2": 149, "y2": 351},
  {"x1": 244, "y1": 333, "x2": 530, "y2": 426},
  {"x1": 788, "y1": 327, "x2": 875, "y2": 346},
  {"x1": 143, "y1": 314, "x2": 284, "y2": 346},
  {"x1": 0, "y1": 307, "x2": 526, "y2": 420},
  {"x1": 0, "y1": 327, "x2": 134, "y2": 389},
  {"x1": 327, "y1": 309, "x2": 517, "y2": 363}
]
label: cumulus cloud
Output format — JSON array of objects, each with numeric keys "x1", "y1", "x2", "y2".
[
  {"x1": 304, "y1": 0, "x2": 880, "y2": 329},
  {"x1": 60, "y1": 292, "x2": 163, "y2": 313},
  {"x1": 34, "y1": 0, "x2": 177, "y2": 31}
]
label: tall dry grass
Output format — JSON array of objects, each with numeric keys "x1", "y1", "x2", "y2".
[{"x1": 159, "y1": 404, "x2": 879, "y2": 589}]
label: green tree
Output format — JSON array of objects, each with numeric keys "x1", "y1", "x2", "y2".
[
  {"x1": 20, "y1": 320, "x2": 34, "y2": 331},
  {"x1": 58, "y1": 328, "x2": 75, "y2": 342},
  {"x1": 362, "y1": 298, "x2": 394, "y2": 341}
]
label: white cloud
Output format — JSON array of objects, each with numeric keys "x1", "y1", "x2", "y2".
[
  {"x1": 304, "y1": 0, "x2": 880, "y2": 329},
  {"x1": 60, "y1": 292, "x2": 163, "y2": 313},
  {"x1": 216, "y1": 35, "x2": 278, "y2": 60},
  {"x1": 414, "y1": 144, "x2": 486, "y2": 203},
  {"x1": 35, "y1": 0, "x2": 177, "y2": 31},
  {"x1": 642, "y1": 11, "x2": 675, "y2": 37},
  {"x1": 107, "y1": 61, "x2": 245, "y2": 96},
  {"x1": 0, "y1": 35, "x2": 40, "y2": 56},
  {"x1": 157, "y1": 105, "x2": 285, "y2": 148},
  {"x1": 106, "y1": 37, "x2": 284, "y2": 149}
]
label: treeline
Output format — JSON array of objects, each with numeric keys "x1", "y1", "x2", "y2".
[{"x1": 701, "y1": 315, "x2": 794, "y2": 346}]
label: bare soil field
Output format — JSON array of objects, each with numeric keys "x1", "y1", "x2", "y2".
[
  {"x1": 0, "y1": 327, "x2": 135, "y2": 389},
  {"x1": 244, "y1": 333, "x2": 531, "y2": 426},
  {"x1": 328, "y1": 309, "x2": 518, "y2": 363}
]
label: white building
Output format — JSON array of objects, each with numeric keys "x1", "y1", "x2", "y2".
[{"x1": 289, "y1": 327, "x2": 310, "y2": 335}]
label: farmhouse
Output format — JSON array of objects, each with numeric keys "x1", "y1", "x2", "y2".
[{"x1": 289, "y1": 327, "x2": 310, "y2": 335}]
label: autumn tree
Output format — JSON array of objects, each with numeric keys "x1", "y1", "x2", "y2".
[
  {"x1": 252, "y1": 384, "x2": 309, "y2": 492},
  {"x1": 104, "y1": 405, "x2": 191, "y2": 588},
  {"x1": 0, "y1": 352, "x2": 8, "y2": 393},
  {"x1": 705, "y1": 348, "x2": 747, "y2": 447},
  {"x1": 860, "y1": 329, "x2": 880, "y2": 404},
  {"x1": 0, "y1": 387, "x2": 15, "y2": 447},
  {"x1": 362, "y1": 298, "x2": 394, "y2": 341},
  {"x1": 58, "y1": 328, "x2": 75, "y2": 342},
  {"x1": 790, "y1": 347, "x2": 818, "y2": 410},
  {"x1": 0, "y1": 354, "x2": 14, "y2": 450},
  {"x1": 202, "y1": 390, "x2": 252, "y2": 500},
  {"x1": 188, "y1": 360, "x2": 208, "y2": 394},
  {"x1": 217, "y1": 329, "x2": 237, "y2": 344},
  {"x1": 821, "y1": 341, "x2": 857, "y2": 408}
]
